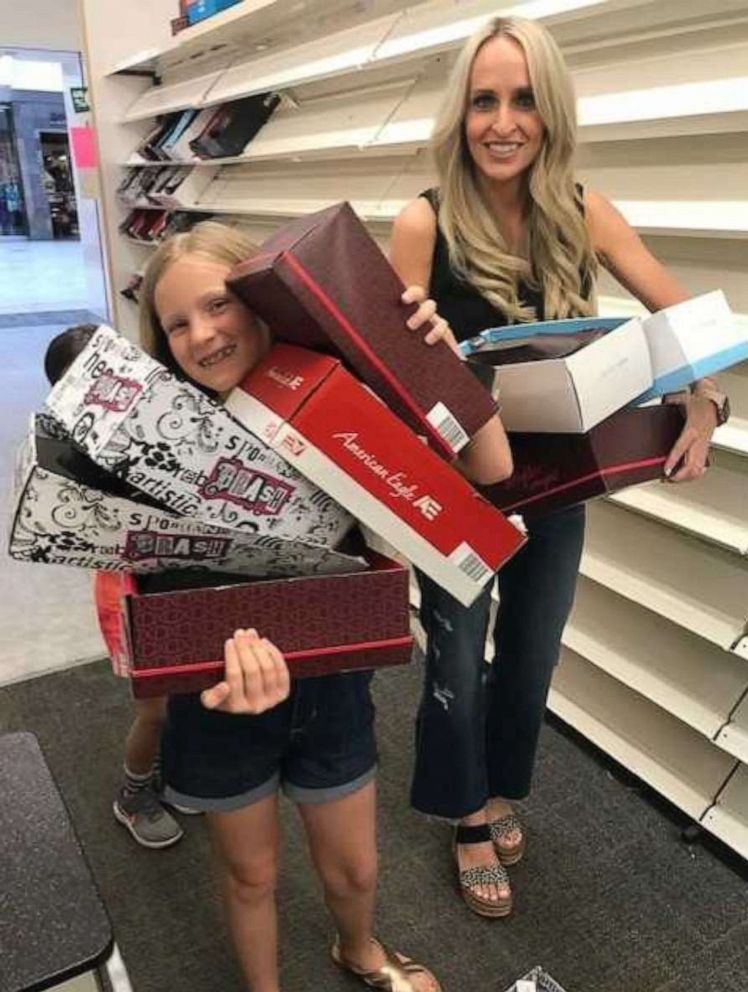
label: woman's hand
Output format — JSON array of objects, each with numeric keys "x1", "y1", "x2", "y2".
[
  {"x1": 401, "y1": 285, "x2": 463, "y2": 359},
  {"x1": 663, "y1": 393, "x2": 718, "y2": 482},
  {"x1": 201, "y1": 628, "x2": 290, "y2": 714}
]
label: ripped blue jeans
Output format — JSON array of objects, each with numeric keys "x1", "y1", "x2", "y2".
[{"x1": 412, "y1": 504, "x2": 585, "y2": 819}]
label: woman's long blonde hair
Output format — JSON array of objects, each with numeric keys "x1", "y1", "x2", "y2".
[
  {"x1": 431, "y1": 16, "x2": 596, "y2": 322},
  {"x1": 139, "y1": 220, "x2": 259, "y2": 368}
]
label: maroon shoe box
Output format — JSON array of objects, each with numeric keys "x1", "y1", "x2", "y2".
[
  {"x1": 226, "y1": 202, "x2": 498, "y2": 460},
  {"x1": 480, "y1": 405, "x2": 685, "y2": 518},
  {"x1": 121, "y1": 548, "x2": 413, "y2": 698}
]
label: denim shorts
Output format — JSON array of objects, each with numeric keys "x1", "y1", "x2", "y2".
[{"x1": 161, "y1": 670, "x2": 377, "y2": 812}]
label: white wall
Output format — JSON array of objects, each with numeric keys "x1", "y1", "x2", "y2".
[{"x1": 1, "y1": 0, "x2": 80, "y2": 52}]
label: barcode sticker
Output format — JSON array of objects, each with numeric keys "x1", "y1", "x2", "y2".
[
  {"x1": 449, "y1": 542, "x2": 491, "y2": 585},
  {"x1": 426, "y1": 402, "x2": 469, "y2": 452}
]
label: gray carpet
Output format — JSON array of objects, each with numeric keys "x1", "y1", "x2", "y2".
[{"x1": 1, "y1": 655, "x2": 746, "y2": 992}]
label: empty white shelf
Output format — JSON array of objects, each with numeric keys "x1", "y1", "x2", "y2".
[
  {"x1": 701, "y1": 763, "x2": 748, "y2": 861},
  {"x1": 614, "y1": 200, "x2": 748, "y2": 239},
  {"x1": 108, "y1": 0, "x2": 292, "y2": 75},
  {"x1": 194, "y1": 155, "x2": 404, "y2": 214},
  {"x1": 123, "y1": 68, "x2": 227, "y2": 122},
  {"x1": 712, "y1": 417, "x2": 748, "y2": 458},
  {"x1": 581, "y1": 500, "x2": 748, "y2": 655},
  {"x1": 715, "y1": 694, "x2": 748, "y2": 765},
  {"x1": 239, "y1": 77, "x2": 417, "y2": 160},
  {"x1": 718, "y1": 364, "x2": 748, "y2": 420},
  {"x1": 609, "y1": 452, "x2": 748, "y2": 555},
  {"x1": 203, "y1": 14, "x2": 401, "y2": 107},
  {"x1": 548, "y1": 649, "x2": 737, "y2": 821},
  {"x1": 564, "y1": 576, "x2": 748, "y2": 740}
]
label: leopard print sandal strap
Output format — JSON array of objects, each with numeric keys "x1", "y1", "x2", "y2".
[{"x1": 488, "y1": 812, "x2": 525, "y2": 866}]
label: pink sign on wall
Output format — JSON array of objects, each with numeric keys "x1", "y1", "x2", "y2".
[{"x1": 70, "y1": 126, "x2": 98, "y2": 169}]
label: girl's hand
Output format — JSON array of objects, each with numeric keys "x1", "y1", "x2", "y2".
[
  {"x1": 401, "y1": 285, "x2": 463, "y2": 359},
  {"x1": 201, "y1": 628, "x2": 290, "y2": 714},
  {"x1": 663, "y1": 393, "x2": 718, "y2": 483}
]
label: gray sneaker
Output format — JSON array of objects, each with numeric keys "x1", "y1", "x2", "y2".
[{"x1": 113, "y1": 787, "x2": 184, "y2": 849}]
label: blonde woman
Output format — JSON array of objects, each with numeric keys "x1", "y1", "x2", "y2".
[
  {"x1": 390, "y1": 16, "x2": 724, "y2": 918},
  {"x1": 133, "y1": 220, "x2": 510, "y2": 991}
]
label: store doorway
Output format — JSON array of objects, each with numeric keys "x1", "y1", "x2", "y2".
[
  {"x1": 39, "y1": 131, "x2": 79, "y2": 239},
  {"x1": 0, "y1": 48, "x2": 108, "y2": 318}
]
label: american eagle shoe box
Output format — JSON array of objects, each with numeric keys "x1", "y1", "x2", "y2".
[
  {"x1": 226, "y1": 201, "x2": 498, "y2": 460},
  {"x1": 225, "y1": 343, "x2": 526, "y2": 607},
  {"x1": 638, "y1": 290, "x2": 748, "y2": 400},
  {"x1": 122, "y1": 549, "x2": 413, "y2": 698},
  {"x1": 44, "y1": 324, "x2": 353, "y2": 548},
  {"x1": 463, "y1": 316, "x2": 653, "y2": 433},
  {"x1": 8, "y1": 416, "x2": 366, "y2": 579},
  {"x1": 479, "y1": 404, "x2": 685, "y2": 518}
]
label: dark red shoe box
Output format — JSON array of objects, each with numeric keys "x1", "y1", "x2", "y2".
[
  {"x1": 226, "y1": 202, "x2": 498, "y2": 460},
  {"x1": 480, "y1": 405, "x2": 685, "y2": 518},
  {"x1": 122, "y1": 548, "x2": 413, "y2": 697}
]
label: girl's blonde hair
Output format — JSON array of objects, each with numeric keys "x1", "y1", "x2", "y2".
[
  {"x1": 139, "y1": 220, "x2": 259, "y2": 367},
  {"x1": 431, "y1": 16, "x2": 596, "y2": 322}
]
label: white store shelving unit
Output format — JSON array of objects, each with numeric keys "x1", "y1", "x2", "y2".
[
  {"x1": 80, "y1": 0, "x2": 748, "y2": 859},
  {"x1": 548, "y1": 649, "x2": 737, "y2": 824},
  {"x1": 581, "y1": 500, "x2": 748, "y2": 657},
  {"x1": 702, "y1": 764, "x2": 748, "y2": 861}
]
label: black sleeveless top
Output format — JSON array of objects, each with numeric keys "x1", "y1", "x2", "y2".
[{"x1": 419, "y1": 187, "x2": 589, "y2": 343}]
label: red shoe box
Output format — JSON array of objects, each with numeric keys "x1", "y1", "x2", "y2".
[
  {"x1": 226, "y1": 343, "x2": 526, "y2": 606},
  {"x1": 480, "y1": 405, "x2": 685, "y2": 518},
  {"x1": 226, "y1": 202, "x2": 498, "y2": 460},
  {"x1": 122, "y1": 548, "x2": 413, "y2": 698}
]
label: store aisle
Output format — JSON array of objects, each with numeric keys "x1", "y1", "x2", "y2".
[
  {"x1": 0, "y1": 312, "x2": 106, "y2": 688},
  {"x1": 0, "y1": 238, "x2": 93, "y2": 314},
  {"x1": 2, "y1": 654, "x2": 746, "y2": 992}
]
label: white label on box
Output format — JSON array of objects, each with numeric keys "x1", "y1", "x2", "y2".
[
  {"x1": 426, "y1": 401, "x2": 469, "y2": 453},
  {"x1": 447, "y1": 541, "x2": 492, "y2": 585},
  {"x1": 516, "y1": 982, "x2": 537, "y2": 992}
]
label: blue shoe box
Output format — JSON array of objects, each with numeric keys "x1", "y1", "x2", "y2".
[{"x1": 185, "y1": 0, "x2": 242, "y2": 26}]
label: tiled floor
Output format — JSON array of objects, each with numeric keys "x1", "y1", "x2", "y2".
[
  {"x1": 0, "y1": 238, "x2": 103, "y2": 315},
  {"x1": 1, "y1": 315, "x2": 107, "y2": 688},
  {"x1": 0, "y1": 236, "x2": 111, "y2": 687}
]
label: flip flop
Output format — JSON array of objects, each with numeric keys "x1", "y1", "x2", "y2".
[{"x1": 331, "y1": 936, "x2": 442, "y2": 991}]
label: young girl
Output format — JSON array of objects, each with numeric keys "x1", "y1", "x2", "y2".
[
  {"x1": 135, "y1": 219, "x2": 512, "y2": 992},
  {"x1": 390, "y1": 16, "x2": 725, "y2": 918}
]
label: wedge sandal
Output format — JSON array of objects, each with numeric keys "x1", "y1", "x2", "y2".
[{"x1": 454, "y1": 822, "x2": 512, "y2": 918}]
